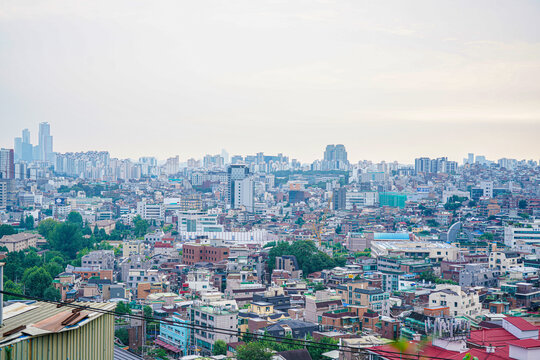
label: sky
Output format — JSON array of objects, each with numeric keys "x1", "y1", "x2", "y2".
[{"x1": 1, "y1": 0, "x2": 539, "y2": 164}]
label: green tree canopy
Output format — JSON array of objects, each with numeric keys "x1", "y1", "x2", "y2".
[
  {"x1": 37, "y1": 218, "x2": 60, "y2": 239},
  {"x1": 43, "y1": 286, "x2": 61, "y2": 301},
  {"x1": 236, "y1": 342, "x2": 273, "y2": 360},
  {"x1": 23, "y1": 215, "x2": 35, "y2": 230},
  {"x1": 0, "y1": 224, "x2": 16, "y2": 238},
  {"x1": 115, "y1": 328, "x2": 129, "y2": 346},
  {"x1": 49, "y1": 222, "x2": 83, "y2": 259},
  {"x1": 213, "y1": 339, "x2": 227, "y2": 355},
  {"x1": 143, "y1": 305, "x2": 153, "y2": 319},
  {"x1": 133, "y1": 215, "x2": 149, "y2": 237},
  {"x1": 22, "y1": 266, "x2": 53, "y2": 298},
  {"x1": 66, "y1": 211, "x2": 84, "y2": 228},
  {"x1": 4, "y1": 280, "x2": 23, "y2": 300},
  {"x1": 45, "y1": 261, "x2": 64, "y2": 278},
  {"x1": 268, "y1": 240, "x2": 346, "y2": 276},
  {"x1": 116, "y1": 301, "x2": 132, "y2": 315},
  {"x1": 307, "y1": 336, "x2": 339, "y2": 360}
]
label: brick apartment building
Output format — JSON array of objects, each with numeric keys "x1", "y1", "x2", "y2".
[{"x1": 182, "y1": 243, "x2": 229, "y2": 265}]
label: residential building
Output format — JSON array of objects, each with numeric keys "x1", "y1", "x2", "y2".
[
  {"x1": 189, "y1": 302, "x2": 239, "y2": 356},
  {"x1": 0, "y1": 232, "x2": 43, "y2": 252},
  {"x1": 81, "y1": 250, "x2": 115, "y2": 270},
  {"x1": 261, "y1": 319, "x2": 318, "y2": 339},
  {"x1": 504, "y1": 222, "x2": 540, "y2": 247},
  {"x1": 489, "y1": 251, "x2": 523, "y2": 271},
  {"x1": 428, "y1": 284, "x2": 481, "y2": 317},
  {"x1": 136, "y1": 201, "x2": 164, "y2": 220},
  {"x1": 305, "y1": 290, "x2": 343, "y2": 324},
  {"x1": 182, "y1": 243, "x2": 229, "y2": 265},
  {"x1": 157, "y1": 313, "x2": 190, "y2": 356},
  {"x1": 458, "y1": 264, "x2": 500, "y2": 287}
]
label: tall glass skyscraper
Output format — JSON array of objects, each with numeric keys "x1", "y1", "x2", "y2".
[{"x1": 38, "y1": 122, "x2": 53, "y2": 162}]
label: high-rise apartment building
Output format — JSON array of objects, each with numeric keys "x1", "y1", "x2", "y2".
[
  {"x1": 227, "y1": 164, "x2": 254, "y2": 212},
  {"x1": 323, "y1": 144, "x2": 349, "y2": 170},
  {"x1": 38, "y1": 122, "x2": 54, "y2": 162},
  {"x1": 164, "y1": 156, "x2": 179, "y2": 175},
  {"x1": 0, "y1": 148, "x2": 15, "y2": 179},
  {"x1": 414, "y1": 157, "x2": 430, "y2": 174},
  {"x1": 0, "y1": 149, "x2": 15, "y2": 210},
  {"x1": 415, "y1": 156, "x2": 457, "y2": 175}
]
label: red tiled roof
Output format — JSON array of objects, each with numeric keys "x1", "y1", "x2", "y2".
[
  {"x1": 504, "y1": 317, "x2": 538, "y2": 331},
  {"x1": 469, "y1": 328, "x2": 518, "y2": 347},
  {"x1": 155, "y1": 339, "x2": 181, "y2": 353},
  {"x1": 508, "y1": 339, "x2": 540, "y2": 349},
  {"x1": 367, "y1": 343, "x2": 509, "y2": 360}
]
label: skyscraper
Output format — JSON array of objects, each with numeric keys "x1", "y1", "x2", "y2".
[
  {"x1": 14, "y1": 128, "x2": 33, "y2": 162},
  {"x1": 22, "y1": 128, "x2": 30, "y2": 144},
  {"x1": 14, "y1": 137, "x2": 22, "y2": 161},
  {"x1": 38, "y1": 122, "x2": 53, "y2": 162}
]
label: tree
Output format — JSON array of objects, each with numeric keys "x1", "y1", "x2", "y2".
[
  {"x1": 43, "y1": 286, "x2": 61, "y2": 301},
  {"x1": 24, "y1": 215, "x2": 35, "y2": 230},
  {"x1": 4, "y1": 280, "x2": 23, "y2": 300},
  {"x1": 213, "y1": 339, "x2": 227, "y2": 355},
  {"x1": 115, "y1": 328, "x2": 129, "y2": 346},
  {"x1": 23, "y1": 250, "x2": 42, "y2": 269},
  {"x1": 49, "y1": 222, "x2": 83, "y2": 259},
  {"x1": 147, "y1": 348, "x2": 168, "y2": 360},
  {"x1": 143, "y1": 305, "x2": 153, "y2": 319},
  {"x1": 479, "y1": 232, "x2": 494, "y2": 241},
  {"x1": 45, "y1": 261, "x2": 64, "y2": 278},
  {"x1": 0, "y1": 224, "x2": 16, "y2": 238},
  {"x1": 67, "y1": 211, "x2": 84, "y2": 228},
  {"x1": 37, "y1": 218, "x2": 59, "y2": 239},
  {"x1": 133, "y1": 215, "x2": 149, "y2": 237},
  {"x1": 426, "y1": 219, "x2": 440, "y2": 228},
  {"x1": 268, "y1": 240, "x2": 346, "y2": 276},
  {"x1": 22, "y1": 266, "x2": 53, "y2": 298},
  {"x1": 116, "y1": 301, "x2": 132, "y2": 315},
  {"x1": 236, "y1": 342, "x2": 273, "y2": 360},
  {"x1": 307, "y1": 336, "x2": 338, "y2": 360},
  {"x1": 518, "y1": 200, "x2": 528, "y2": 209}
]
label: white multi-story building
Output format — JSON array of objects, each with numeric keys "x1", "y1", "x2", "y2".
[
  {"x1": 136, "y1": 201, "x2": 164, "y2": 220},
  {"x1": 504, "y1": 222, "x2": 540, "y2": 247},
  {"x1": 178, "y1": 211, "x2": 224, "y2": 233},
  {"x1": 345, "y1": 191, "x2": 377, "y2": 209},
  {"x1": 480, "y1": 181, "x2": 493, "y2": 198},
  {"x1": 489, "y1": 251, "x2": 522, "y2": 272},
  {"x1": 429, "y1": 284, "x2": 481, "y2": 317},
  {"x1": 190, "y1": 300, "x2": 238, "y2": 355},
  {"x1": 232, "y1": 177, "x2": 254, "y2": 213},
  {"x1": 371, "y1": 241, "x2": 458, "y2": 262}
]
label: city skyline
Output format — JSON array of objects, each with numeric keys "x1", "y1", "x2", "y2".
[
  {"x1": 4, "y1": 122, "x2": 538, "y2": 165},
  {"x1": 1, "y1": 1, "x2": 540, "y2": 162}
]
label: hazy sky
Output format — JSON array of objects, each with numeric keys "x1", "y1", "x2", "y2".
[{"x1": 1, "y1": 0, "x2": 539, "y2": 163}]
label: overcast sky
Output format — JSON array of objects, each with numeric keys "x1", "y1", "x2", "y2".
[{"x1": 1, "y1": 0, "x2": 539, "y2": 163}]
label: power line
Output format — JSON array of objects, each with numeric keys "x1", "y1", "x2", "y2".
[{"x1": 1, "y1": 290, "x2": 458, "y2": 360}]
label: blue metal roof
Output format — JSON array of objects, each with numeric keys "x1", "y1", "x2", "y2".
[{"x1": 374, "y1": 232, "x2": 409, "y2": 240}]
